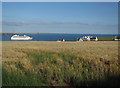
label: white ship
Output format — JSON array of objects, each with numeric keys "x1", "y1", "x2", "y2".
[{"x1": 11, "y1": 35, "x2": 32, "y2": 40}]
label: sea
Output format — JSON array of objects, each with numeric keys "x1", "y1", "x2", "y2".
[{"x1": 1, "y1": 34, "x2": 118, "y2": 41}]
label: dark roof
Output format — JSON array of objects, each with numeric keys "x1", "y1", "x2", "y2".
[
  {"x1": 115, "y1": 36, "x2": 120, "y2": 39},
  {"x1": 90, "y1": 37, "x2": 96, "y2": 39}
]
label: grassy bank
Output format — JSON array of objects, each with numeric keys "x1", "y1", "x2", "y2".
[
  {"x1": 2, "y1": 41, "x2": 120, "y2": 87},
  {"x1": 98, "y1": 37, "x2": 114, "y2": 41}
]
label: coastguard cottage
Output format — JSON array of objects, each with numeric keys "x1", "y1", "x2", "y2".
[{"x1": 77, "y1": 36, "x2": 98, "y2": 41}]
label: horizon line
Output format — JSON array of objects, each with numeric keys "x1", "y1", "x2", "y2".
[
  {"x1": 1, "y1": 32, "x2": 119, "y2": 35},
  {"x1": 2, "y1": 0, "x2": 119, "y2": 2}
]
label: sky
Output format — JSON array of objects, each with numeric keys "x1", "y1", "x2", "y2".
[{"x1": 2, "y1": 2, "x2": 118, "y2": 34}]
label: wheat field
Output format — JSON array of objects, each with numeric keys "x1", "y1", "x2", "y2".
[{"x1": 2, "y1": 41, "x2": 120, "y2": 86}]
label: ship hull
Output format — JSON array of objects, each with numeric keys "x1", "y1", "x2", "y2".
[{"x1": 11, "y1": 37, "x2": 32, "y2": 40}]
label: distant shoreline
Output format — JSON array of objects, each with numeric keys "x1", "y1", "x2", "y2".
[
  {"x1": 0, "y1": 33, "x2": 118, "y2": 35},
  {"x1": 0, "y1": 33, "x2": 53, "y2": 35}
]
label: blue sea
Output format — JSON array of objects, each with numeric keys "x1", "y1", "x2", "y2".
[{"x1": 1, "y1": 34, "x2": 118, "y2": 41}]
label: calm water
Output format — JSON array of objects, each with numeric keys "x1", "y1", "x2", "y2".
[{"x1": 1, "y1": 34, "x2": 118, "y2": 41}]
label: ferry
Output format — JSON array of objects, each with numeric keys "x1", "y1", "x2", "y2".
[{"x1": 11, "y1": 35, "x2": 32, "y2": 40}]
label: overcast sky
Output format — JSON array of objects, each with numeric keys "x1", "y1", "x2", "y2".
[{"x1": 2, "y1": 2, "x2": 118, "y2": 34}]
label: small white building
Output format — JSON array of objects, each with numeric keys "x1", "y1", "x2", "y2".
[
  {"x1": 57, "y1": 39, "x2": 65, "y2": 42},
  {"x1": 114, "y1": 36, "x2": 120, "y2": 41},
  {"x1": 90, "y1": 37, "x2": 98, "y2": 41}
]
